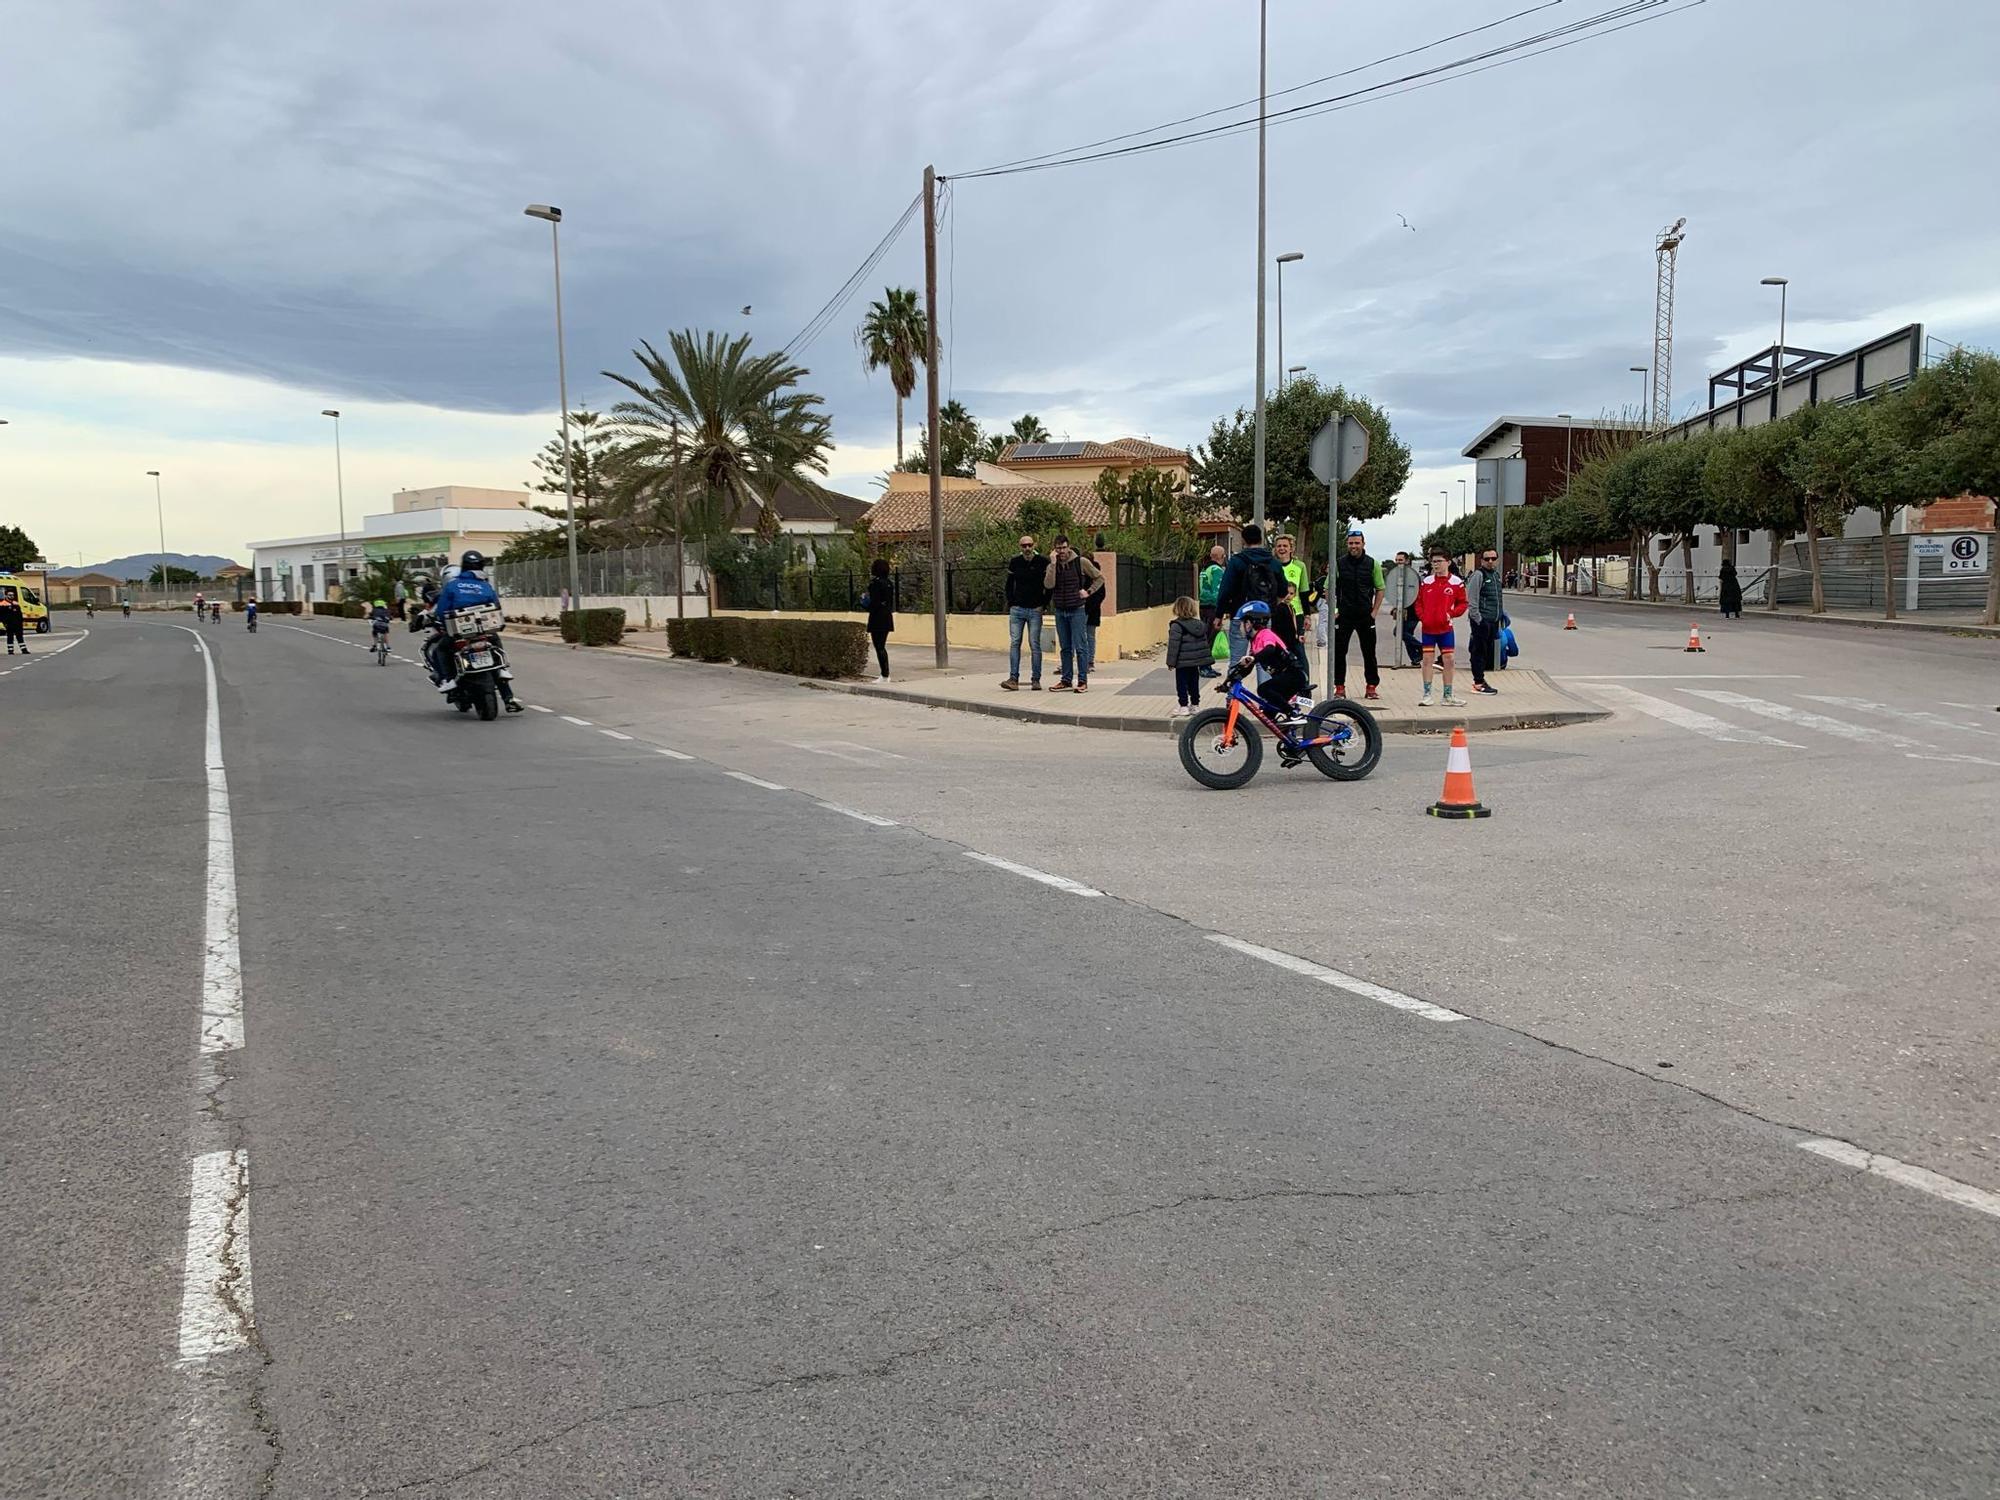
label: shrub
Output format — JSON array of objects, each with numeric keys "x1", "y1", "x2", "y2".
[
  {"x1": 667, "y1": 616, "x2": 866, "y2": 678},
  {"x1": 560, "y1": 606, "x2": 625, "y2": 646},
  {"x1": 231, "y1": 599, "x2": 245, "y2": 612}
]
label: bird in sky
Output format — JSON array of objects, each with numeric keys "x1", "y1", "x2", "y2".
[
  {"x1": 1396, "y1": 214, "x2": 1416, "y2": 232},
  {"x1": 741, "y1": 305, "x2": 753, "y2": 315}
]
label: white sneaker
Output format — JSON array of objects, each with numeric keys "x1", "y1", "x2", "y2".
[
  {"x1": 1171, "y1": 705, "x2": 1191, "y2": 719},
  {"x1": 1418, "y1": 689, "x2": 1434, "y2": 707},
  {"x1": 874, "y1": 675, "x2": 890, "y2": 683},
  {"x1": 437, "y1": 678, "x2": 456, "y2": 693}
]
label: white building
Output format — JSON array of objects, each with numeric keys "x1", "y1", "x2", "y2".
[{"x1": 247, "y1": 486, "x2": 551, "y2": 603}]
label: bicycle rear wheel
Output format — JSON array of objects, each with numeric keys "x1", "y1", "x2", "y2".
[{"x1": 1303, "y1": 698, "x2": 1382, "y2": 781}]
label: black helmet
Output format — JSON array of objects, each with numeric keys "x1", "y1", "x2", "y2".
[{"x1": 459, "y1": 550, "x2": 487, "y2": 572}]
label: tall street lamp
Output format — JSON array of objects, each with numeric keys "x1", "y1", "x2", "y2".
[
  {"x1": 321, "y1": 409, "x2": 347, "y2": 595},
  {"x1": 1557, "y1": 412, "x2": 1574, "y2": 477},
  {"x1": 1251, "y1": 0, "x2": 1270, "y2": 529},
  {"x1": 1276, "y1": 251, "x2": 1303, "y2": 393},
  {"x1": 524, "y1": 203, "x2": 581, "y2": 620},
  {"x1": 1458, "y1": 478, "x2": 1468, "y2": 521},
  {"x1": 1630, "y1": 365, "x2": 1649, "y2": 426},
  {"x1": 1287, "y1": 364, "x2": 1307, "y2": 384},
  {"x1": 147, "y1": 470, "x2": 169, "y2": 608}
]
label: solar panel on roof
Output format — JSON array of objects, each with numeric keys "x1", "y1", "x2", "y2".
[
  {"x1": 1012, "y1": 442, "x2": 1051, "y2": 458},
  {"x1": 1056, "y1": 441, "x2": 1087, "y2": 457}
]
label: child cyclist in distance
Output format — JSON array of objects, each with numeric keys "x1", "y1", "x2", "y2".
[{"x1": 1226, "y1": 600, "x2": 1312, "y2": 723}]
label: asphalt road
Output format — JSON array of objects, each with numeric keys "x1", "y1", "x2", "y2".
[{"x1": 3, "y1": 613, "x2": 1996, "y2": 1498}]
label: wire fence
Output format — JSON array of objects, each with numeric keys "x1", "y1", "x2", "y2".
[
  {"x1": 491, "y1": 543, "x2": 707, "y2": 600},
  {"x1": 712, "y1": 556, "x2": 1196, "y2": 615}
]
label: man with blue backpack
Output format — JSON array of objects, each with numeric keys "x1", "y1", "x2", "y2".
[{"x1": 1213, "y1": 523, "x2": 1294, "y2": 675}]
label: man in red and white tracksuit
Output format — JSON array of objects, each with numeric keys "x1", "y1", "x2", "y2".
[{"x1": 1413, "y1": 552, "x2": 1468, "y2": 708}]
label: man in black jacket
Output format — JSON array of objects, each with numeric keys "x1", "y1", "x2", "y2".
[
  {"x1": 1001, "y1": 534, "x2": 1048, "y2": 690},
  {"x1": 1213, "y1": 523, "x2": 1290, "y2": 673},
  {"x1": 1330, "y1": 531, "x2": 1385, "y2": 701}
]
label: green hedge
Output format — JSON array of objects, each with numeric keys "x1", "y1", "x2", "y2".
[
  {"x1": 667, "y1": 616, "x2": 867, "y2": 678},
  {"x1": 310, "y1": 600, "x2": 367, "y2": 618},
  {"x1": 560, "y1": 606, "x2": 625, "y2": 646}
]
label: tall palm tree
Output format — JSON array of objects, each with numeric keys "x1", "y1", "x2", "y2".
[
  {"x1": 857, "y1": 287, "x2": 927, "y2": 465},
  {"x1": 602, "y1": 330, "x2": 833, "y2": 542},
  {"x1": 1008, "y1": 413, "x2": 1051, "y2": 446}
]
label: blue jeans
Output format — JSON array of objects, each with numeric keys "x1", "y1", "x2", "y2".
[
  {"x1": 1226, "y1": 618, "x2": 1247, "y2": 668},
  {"x1": 1053, "y1": 606, "x2": 1088, "y2": 683},
  {"x1": 1007, "y1": 606, "x2": 1043, "y2": 683},
  {"x1": 1081, "y1": 618, "x2": 1098, "y2": 679}
]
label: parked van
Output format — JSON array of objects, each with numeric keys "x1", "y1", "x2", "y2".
[{"x1": 0, "y1": 571, "x2": 50, "y2": 633}]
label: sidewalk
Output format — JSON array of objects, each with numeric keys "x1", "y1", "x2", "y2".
[
  {"x1": 1525, "y1": 590, "x2": 2000, "y2": 639},
  {"x1": 802, "y1": 642, "x2": 1603, "y2": 734}
]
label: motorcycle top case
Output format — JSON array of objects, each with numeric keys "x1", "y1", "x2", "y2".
[{"x1": 445, "y1": 602, "x2": 505, "y2": 638}]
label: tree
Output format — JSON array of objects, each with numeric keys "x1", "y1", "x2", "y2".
[
  {"x1": 1015, "y1": 494, "x2": 1076, "y2": 544},
  {"x1": 1792, "y1": 399, "x2": 1916, "y2": 617},
  {"x1": 0, "y1": 525, "x2": 38, "y2": 572},
  {"x1": 1888, "y1": 349, "x2": 2000, "y2": 623},
  {"x1": 977, "y1": 412, "x2": 1052, "y2": 463},
  {"x1": 149, "y1": 562, "x2": 200, "y2": 586},
  {"x1": 1094, "y1": 466, "x2": 1204, "y2": 561},
  {"x1": 1641, "y1": 437, "x2": 1713, "y2": 605},
  {"x1": 857, "y1": 288, "x2": 927, "y2": 466},
  {"x1": 602, "y1": 330, "x2": 833, "y2": 546},
  {"x1": 1705, "y1": 418, "x2": 1809, "y2": 610},
  {"x1": 1771, "y1": 405, "x2": 1846, "y2": 614},
  {"x1": 1191, "y1": 377, "x2": 1412, "y2": 545},
  {"x1": 897, "y1": 398, "x2": 981, "y2": 477}
]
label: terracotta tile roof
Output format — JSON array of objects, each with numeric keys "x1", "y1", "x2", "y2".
[
  {"x1": 728, "y1": 479, "x2": 873, "y2": 531},
  {"x1": 866, "y1": 479, "x2": 1230, "y2": 540}
]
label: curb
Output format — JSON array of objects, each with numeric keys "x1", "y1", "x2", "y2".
[
  {"x1": 1537, "y1": 592, "x2": 2000, "y2": 640},
  {"x1": 799, "y1": 671, "x2": 1608, "y2": 736}
]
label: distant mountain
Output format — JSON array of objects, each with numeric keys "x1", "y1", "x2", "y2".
[{"x1": 50, "y1": 552, "x2": 242, "y2": 580}]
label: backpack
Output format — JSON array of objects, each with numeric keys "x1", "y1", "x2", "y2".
[{"x1": 1241, "y1": 553, "x2": 1286, "y2": 608}]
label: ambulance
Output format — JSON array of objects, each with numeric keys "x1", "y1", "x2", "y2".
[{"x1": 0, "y1": 568, "x2": 52, "y2": 634}]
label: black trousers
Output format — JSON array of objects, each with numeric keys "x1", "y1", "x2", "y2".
[
  {"x1": 2, "y1": 619, "x2": 24, "y2": 648},
  {"x1": 1468, "y1": 618, "x2": 1498, "y2": 683},
  {"x1": 1332, "y1": 617, "x2": 1378, "y2": 688},
  {"x1": 870, "y1": 625, "x2": 891, "y2": 677}
]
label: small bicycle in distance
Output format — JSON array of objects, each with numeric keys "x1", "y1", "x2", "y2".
[{"x1": 1177, "y1": 663, "x2": 1382, "y2": 790}]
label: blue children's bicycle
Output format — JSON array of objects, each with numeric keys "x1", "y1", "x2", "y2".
[{"x1": 1177, "y1": 669, "x2": 1381, "y2": 790}]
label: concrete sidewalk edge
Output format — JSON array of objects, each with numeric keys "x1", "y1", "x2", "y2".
[{"x1": 1538, "y1": 592, "x2": 2000, "y2": 639}]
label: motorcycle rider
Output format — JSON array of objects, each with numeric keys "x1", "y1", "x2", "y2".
[{"x1": 425, "y1": 550, "x2": 521, "y2": 712}]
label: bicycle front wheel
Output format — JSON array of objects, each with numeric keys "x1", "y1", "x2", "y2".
[
  {"x1": 1304, "y1": 698, "x2": 1381, "y2": 781},
  {"x1": 1178, "y1": 706, "x2": 1263, "y2": 789}
]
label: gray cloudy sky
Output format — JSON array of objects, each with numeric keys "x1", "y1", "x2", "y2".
[{"x1": 4, "y1": 0, "x2": 1998, "y2": 561}]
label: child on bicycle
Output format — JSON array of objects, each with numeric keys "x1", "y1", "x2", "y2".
[
  {"x1": 1227, "y1": 601, "x2": 1311, "y2": 722},
  {"x1": 369, "y1": 598, "x2": 392, "y2": 649}
]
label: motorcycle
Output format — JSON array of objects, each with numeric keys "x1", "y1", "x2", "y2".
[{"x1": 423, "y1": 603, "x2": 512, "y2": 721}]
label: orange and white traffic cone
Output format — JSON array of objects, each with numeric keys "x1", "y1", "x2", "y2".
[
  {"x1": 1563, "y1": 612, "x2": 1577, "y2": 630},
  {"x1": 1427, "y1": 725, "x2": 1491, "y2": 820},
  {"x1": 1685, "y1": 623, "x2": 1705, "y2": 653}
]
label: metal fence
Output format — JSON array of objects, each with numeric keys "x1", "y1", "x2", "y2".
[
  {"x1": 1117, "y1": 555, "x2": 1199, "y2": 611},
  {"x1": 491, "y1": 543, "x2": 706, "y2": 600},
  {"x1": 710, "y1": 555, "x2": 1200, "y2": 615}
]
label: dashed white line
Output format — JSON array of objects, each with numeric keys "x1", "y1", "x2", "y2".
[
  {"x1": 525, "y1": 704, "x2": 553, "y2": 713},
  {"x1": 1803, "y1": 694, "x2": 1999, "y2": 740},
  {"x1": 1573, "y1": 683, "x2": 1802, "y2": 747},
  {"x1": 1564, "y1": 673, "x2": 1803, "y2": 681},
  {"x1": 1797, "y1": 1137, "x2": 2000, "y2": 1221},
  {"x1": 0, "y1": 629, "x2": 89, "y2": 674},
  {"x1": 963, "y1": 852, "x2": 1102, "y2": 897},
  {"x1": 1680, "y1": 688, "x2": 1928, "y2": 749},
  {"x1": 725, "y1": 771, "x2": 787, "y2": 791},
  {"x1": 1906, "y1": 751, "x2": 2000, "y2": 768},
  {"x1": 653, "y1": 748, "x2": 695, "y2": 760},
  {"x1": 599, "y1": 729, "x2": 634, "y2": 741},
  {"x1": 817, "y1": 802, "x2": 897, "y2": 827},
  {"x1": 1206, "y1": 934, "x2": 1467, "y2": 1023},
  {"x1": 559, "y1": 715, "x2": 593, "y2": 726},
  {"x1": 175, "y1": 1149, "x2": 252, "y2": 1364}
]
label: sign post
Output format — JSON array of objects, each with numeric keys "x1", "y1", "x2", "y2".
[{"x1": 1308, "y1": 412, "x2": 1372, "y2": 695}]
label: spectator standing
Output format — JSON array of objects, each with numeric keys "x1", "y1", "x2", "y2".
[
  {"x1": 1197, "y1": 544, "x2": 1227, "y2": 677},
  {"x1": 1383, "y1": 551, "x2": 1424, "y2": 667},
  {"x1": 862, "y1": 558, "x2": 896, "y2": 682},
  {"x1": 1413, "y1": 551, "x2": 1468, "y2": 708},
  {"x1": 1043, "y1": 535, "x2": 1104, "y2": 693},
  {"x1": 1213, "y1": 523, "x2": 1290, "y2": 675},
  {"x1": 1001, "y1": 535, "x2": 1048, "y2": 690},
  {"x1": 1273, "y1": 534, "x2": 1309, "y2": 640},
  {"x1": 1718, "y1": 557, "x2": 1743, "y2": 618},
  {"x1": 0, "y1": 592, "x2": 26, "y2": 655},
  {"x1": 1330, "y1": 530, "x2": 1385, "y2": 701},
  {"x1": 1465, "y1": 547, "x2": 1503, "y2": 695},
  {"x1": 1081, "y1": 546, "x2": 1107, "y2": 684},
  {"x1": 1165, "y1": 596, "x2": 1210, "y2": 718}
]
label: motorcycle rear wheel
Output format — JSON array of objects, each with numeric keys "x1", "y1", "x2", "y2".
[{"x1": 471, "y1": 677, "x2": 500, "y2": 721}]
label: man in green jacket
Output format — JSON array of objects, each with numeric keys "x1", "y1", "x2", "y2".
[{"x1": 1197, "y1": 544, "x2": 1226, "y2": 678}]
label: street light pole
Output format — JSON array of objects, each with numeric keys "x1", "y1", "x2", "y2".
[
  {"x1": 1458, "y1": 478, "x2": 1468, "y2": 522},
  {"x1": 524, "y1": 205, "x2": 581, "y2": 622},
  {"x1": 1630, "y1": 365, "x2": 1649, "y2": 427},
  {"x1": 321, "y1": 409, "x2": 347, "y2": 594},
  {"x1": 147, "y1": 470, "x2": 168, "y2": 608},
  {"x1": 1276, "y1": 251, "x2": 1303, "y2": 393},
  {"x1": 1251, "y1": 0, "x2": 1269, "y2": 529},
  {"x1": 1760, "y1": 277, "x2": 1790, "y2": 611}
]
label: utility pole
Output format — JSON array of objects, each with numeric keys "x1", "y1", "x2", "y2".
[
  {"x1": 671, "y1": 417, "x2": 685, "y2": 621},
  {"x1": 1251, "y1": 0, "x2": 1269, "y2": 529},
  {"x1": 923, "y1": 165, "x2": 947, "y2": 667}
]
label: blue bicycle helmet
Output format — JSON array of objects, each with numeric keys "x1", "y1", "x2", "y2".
[{"x1": 1233, "y1": 600, "x2": 1272, "y2": 624}]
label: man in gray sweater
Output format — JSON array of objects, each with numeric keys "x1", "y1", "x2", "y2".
[{"x1": 1465, "y1": 547, "x2": 1502, "y2": 695}]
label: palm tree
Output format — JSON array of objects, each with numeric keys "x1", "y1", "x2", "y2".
[
  {"x1": 977, "y1": 413, "x2": 1054, "y2": 464},
  {"x1": 602, "y1": 331, "x2": 833, "y2": 542},
  {"x1": 857, "y1": 287, "x2": 927, "y2": 465}
]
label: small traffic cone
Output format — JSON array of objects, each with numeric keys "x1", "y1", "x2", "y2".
[
  {"x1": 1563, "y1": 612, "x2": 1577, "y2": 630},
  {"x1": 1427, "y1": 725, "x2": 1491, "y2": 820},
  {"x1": 1684, "y1": 623, "x2": 1705, "y2": 653}
]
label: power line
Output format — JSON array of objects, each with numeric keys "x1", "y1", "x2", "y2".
[
  {"x1": 782, "y1": 190, "x2": 923, "y2": 360},
  {"x1": 946, "y1": 0, "x2": 1690, "y2": 182},
  {"x1": 959, "y1": 0, "x2": 1564, "y2": 178}
]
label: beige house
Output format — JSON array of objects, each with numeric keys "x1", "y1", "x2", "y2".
[{"x1": 248, "y1": 485, "x2": 552, "y2": 603}]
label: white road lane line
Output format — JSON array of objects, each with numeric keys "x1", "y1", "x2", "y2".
[
  {"x1": 175, "y1": 1150, "x2": 253, "y2": 1363},
  {"x1": 175, "y1": 629, "x2": 254, "y2": 1365},
  {"x1": 963, "y1": 852, "x2": 1102, "y2": 897},
  {"x1": 1572, "y1": 683, "x2": 1802, "y2": 747},
  {"x1": 0, "y1": 630, "x2": 92, "y2": 674},
  {"x1": 1906, "y1": 751, "x2": 2000, "y2": 768},
  {"x1": 1680, "y1": 689, "x2": 1929, "y2": 749},
  {"x1": 1563, "y1": 673, "x2": 1803, "y2": 681},
  {"x1": 526, "y1": 704, "x2": 553, "y2": 713},
  {"x1": 1206, "y1": 934, "x2": 1466, "y2": 1023},
  {"x1": 1802, "y1": 695, "x2": 2000, "y2": 739},
  {"x1": 1797, "y1": 1137, "x2": 2000, "y2": 1222},
  {"x1": 599, "y1": 729, "x2": 634, "y2": 741},
  {"x1": 817, "y1": 802, "x2": 897, "y2": 827},
  {"x1": 726, "y1": 771, "x2": 787, "y2": 791},
  {"x1": 653, "y1": 748, "x2": 695, "y2": 760},
  {"x1": 787, "y1": 740, "x2": 911, "y2": 764},
  {"x1": 559, "y1": 715, "x2": 593, "y2": 726}
]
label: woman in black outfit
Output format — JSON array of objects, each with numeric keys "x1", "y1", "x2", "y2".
[
  {"x1": 864, "y1": 557, "x2": 896, "y2": 680},
  {"x1": 1717, "y1": 557, "x2": 1743, "y2": 619}
]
